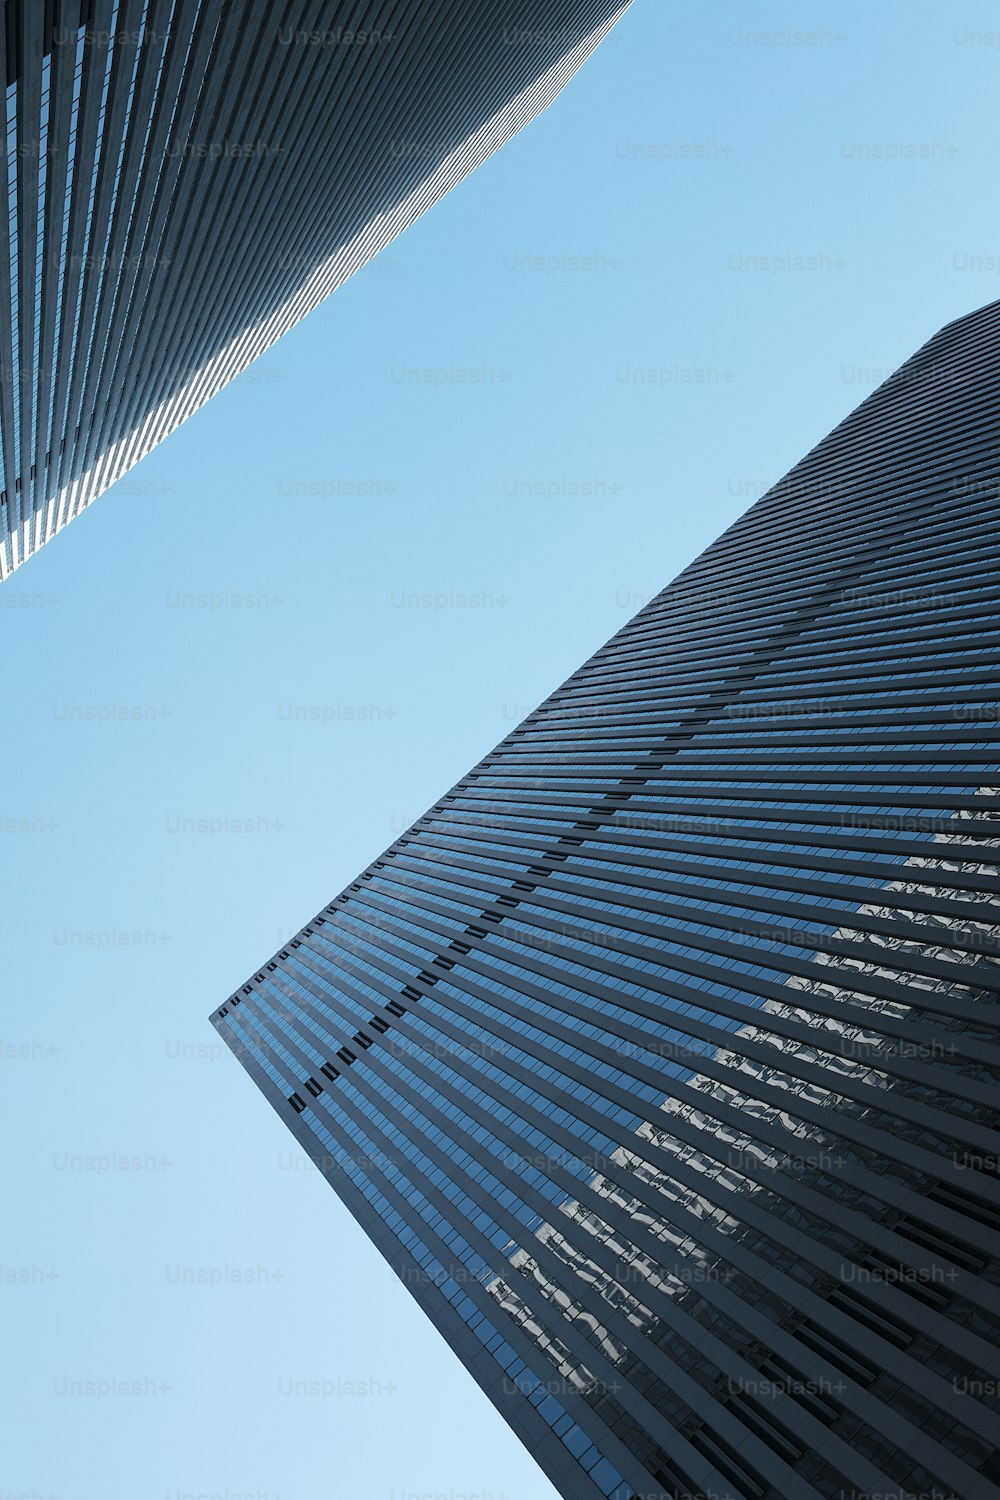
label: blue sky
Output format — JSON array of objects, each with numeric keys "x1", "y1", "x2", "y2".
[{"x1": 5, "y1": 3, "x2": 1000, "y2": 1497}]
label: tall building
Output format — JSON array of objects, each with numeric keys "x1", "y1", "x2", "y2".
[
  {"x1": 212, "y1": 301, "x2": 1000, "y2": 1500},
  {"x1": 0, "y1": 0, "x2": 630, "y2": 575}
]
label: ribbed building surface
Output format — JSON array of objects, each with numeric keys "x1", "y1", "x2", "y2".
[
  {"x1": 213, "y1": 303, "x2": 1000, "y2": 1500},
  {"x1": 0, "y1": 0, "x2": 630, "y2": 574}
]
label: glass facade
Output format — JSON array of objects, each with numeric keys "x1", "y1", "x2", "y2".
[
  {"x1": 0, "y1": 0, "x2": 630, "y2": 574},
  {"x1": 213, "y1": 303, "x2": 1000, "y2": 1500}
]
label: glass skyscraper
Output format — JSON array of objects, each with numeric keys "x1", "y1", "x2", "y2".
[
  {"x1": 0, "y1": 0, "x2": 629, "y2": 574},
  {"x1": 213, "y1": 301, "x2": 1000, "y2": 1500}
]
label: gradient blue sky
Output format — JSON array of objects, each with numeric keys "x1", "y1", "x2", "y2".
[{"x1": 5, "y1": 3, "x2": 1000, "y2": 1497}]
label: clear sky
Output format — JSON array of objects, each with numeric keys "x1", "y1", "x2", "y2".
[{"x1": 5, "y1": 3, "x2": 1000, "y2": 1498}]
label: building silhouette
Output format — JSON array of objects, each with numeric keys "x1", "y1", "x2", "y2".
[
  {"x1": 0, "y1": 0, "x2": 630, "y2": 573},
  {"x1": 212, "y1": 306, "x2": 1000, "y2": 1499}
]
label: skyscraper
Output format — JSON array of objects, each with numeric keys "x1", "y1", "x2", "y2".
[
  {"x1": 212, "y1": 301, "x2": 1000, "y2": 1500},
  {"x1": 0, "y1": 0, "x2": 630, "y2": 575}
]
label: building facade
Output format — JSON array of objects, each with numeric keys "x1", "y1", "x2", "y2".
[
  {"x1": 212, "y1": 302, "x2": 1000, "y2": 1500},
  {"x1": 0, "y1": 0, "x2": 630, "y2": 574}
]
